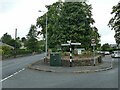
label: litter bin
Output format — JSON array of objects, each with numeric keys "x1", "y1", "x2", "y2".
[{"x1": 50, "y1": 52, "x2": 62, "y2": 66}]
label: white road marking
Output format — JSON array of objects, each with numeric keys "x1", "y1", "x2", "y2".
[{"x1": 0, "y1": 68, "x2": 25, "y2": 82}]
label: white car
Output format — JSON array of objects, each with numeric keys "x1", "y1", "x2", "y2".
[
  {"x1": 111, "y1": 51, "x2": 120, "y2": 58},
  {"x1": 104, "y1": 51, "x2": 110, "y2": 55}
]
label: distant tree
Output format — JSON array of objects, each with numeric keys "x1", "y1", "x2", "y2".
[
  {"x1": 9, "y1": 39, "x2": 21, "y2": 49},
  {"x1": 1, "y1": 33, "x2": 21, "y2": 49},
  {"x1": 21, "y1": 37, "x2": 26, "y2": 42},
  {"x1": 38, "y1": 40, "x2": 45, "y2": 52},
  {"x1": 101, "y1": 43, "x2": 110, "y2": 51},
  {"x1": 1, "y1": 33, "x2": 12, "y2": 45},
  {"x1": 26, "y1": 25, "x2": 39, "y2": 52},
  {"x1": 108, "y1": 2, "x2": 120, "y2": 46}
]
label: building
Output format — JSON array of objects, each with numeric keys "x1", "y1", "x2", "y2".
[{"x1": 0, "y1": 42, "x2": 14, "y2": 49}]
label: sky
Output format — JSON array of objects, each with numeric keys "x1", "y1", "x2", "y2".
[{"x1": 0, "y1": 0, "x2": 119, "y2": 45}]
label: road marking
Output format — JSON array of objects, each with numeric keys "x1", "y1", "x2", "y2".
[{"x1": 0, "y1": 68, "x2": 25, "y2": 82}]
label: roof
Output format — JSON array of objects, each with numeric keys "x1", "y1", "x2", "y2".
[{"x1": 0, "y1": 42, "x2": 14, "y2": 49}]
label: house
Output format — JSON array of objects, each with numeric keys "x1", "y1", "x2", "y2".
[{"x1": 0, "y1": 42, "x2": 14, "y2": 49}]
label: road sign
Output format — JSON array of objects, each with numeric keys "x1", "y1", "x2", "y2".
[
  {"x1": 91, "y1": 44, "x2": 96, "y2": 46},
  {"x1": 61, "y1": 43, "x2": 81, "y2": 46},
  {"x1": 91, "y1": 39, "x2": 95, "y2": 43}
]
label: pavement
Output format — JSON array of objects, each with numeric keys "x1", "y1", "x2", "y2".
[{"x1": 28, "y1": 58, "x2": 113, "y2": 73}]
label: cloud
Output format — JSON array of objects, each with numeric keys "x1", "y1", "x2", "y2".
[
  {"x1": 88, "y1": 0, "x2": 119, "y2": 44},
  {"x1": 0, "y1": 0, "x2": 58, "y2": 38},
  {"x1": 0, "y1": 0, "x2": 20, "y2": 13}
]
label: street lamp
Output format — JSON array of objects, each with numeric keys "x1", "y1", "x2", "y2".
[{"x1": 38, "y1": 10, "x2": 48, "y2": 57}]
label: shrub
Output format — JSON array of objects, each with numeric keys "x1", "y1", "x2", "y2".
[
  {"x1": 2, "y1": 45, "x2": 13, "y2": 57},
  {"x1": 0, "y1": 49, "x2": 2, "y2": 55},
  {"x1": 16, "y1": 49, "x2": 32, "y2": 55}
]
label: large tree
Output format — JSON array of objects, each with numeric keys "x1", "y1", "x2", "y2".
[
  {"x1": 1, "y1": 33, "x2": 12, "y2": 45},
  {"x1": 36, "y1": 1, "x2": 100, "y2": 50},
  {"x1": 26, "y1": 25, "x2": 39, "y2": 52},
  {"x1": 108, "y1": 2, "x2": 120, "y2": 46}
]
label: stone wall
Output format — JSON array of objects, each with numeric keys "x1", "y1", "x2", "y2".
[
  {"x1": 44, "y1": 55, "x2": 102, "y2": 67},
  {"x1": 61, "y1": 55, "x2": 102, "y2": 66}
]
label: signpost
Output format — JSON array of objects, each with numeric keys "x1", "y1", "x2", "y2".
[
  {"x1": 61, "y1": 41, "x2": 81, "y2": 67},
  {"x1": 91, "y1": 39, "x2": 96, "y2": 66}
]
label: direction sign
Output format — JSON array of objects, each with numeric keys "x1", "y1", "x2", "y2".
[{"x1": 61, "y1": 43, "x2": 81, "y2": 46}]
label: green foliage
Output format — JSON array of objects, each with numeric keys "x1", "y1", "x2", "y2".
[
  {"x1": 108, "y1": 2, "x2": 120, "y2": 45},
  {"x1": 1, "y1": 33, "x2": 12, "y2": 44},
  {"x1": 101, "y1": 43, "x2": 111, "y2": 51},
  {"x1": 16, "y1": 49, "x2": 32, "y2": 55},
  {"x1": 0, "y1": 46, "x2": 2, "y2": 55},
  {"x1": 9, "y1": 39, "x2": 21, "y2": 49},
  {"x1": 26, "y1": 25, "x2": 39, "y2": 52},
  {"x1": 38, "y1": 40, "x2": 45, "y2": 52},
  {"x1": 0, "y1": 50, "x2": 2, "y2": 55},
  {"x1": 1, "y1": 33, "x2": 21, "y2": 49},
  {"x1": 80, "y1": 51, "x2": 93, "y2": 58},
  {"x1": 2, "y1": 45, "x2": 13, "y2": 56},
  {"x1": 36, "y1": 1, "x2": 100, "y2": 50}
]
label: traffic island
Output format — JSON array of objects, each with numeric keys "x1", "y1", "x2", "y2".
[
  {"x1": 44, "y1": 52, "x2": 102, "y2": 67},
  {"x1": 28, "y1": 57, "x2": 113, "y2": 73}
]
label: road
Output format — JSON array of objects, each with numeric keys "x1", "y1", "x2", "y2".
[
  {"x1": 1, "y1": 53, "x2": 45, "y2": 79},
  {"x1": 1, "y1": 55, "x2": 119, "y2": 88}
]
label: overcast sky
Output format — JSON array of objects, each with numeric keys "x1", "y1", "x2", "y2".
[{"x1": 0, "y1": 0, "x2": 119, "y2": 45}]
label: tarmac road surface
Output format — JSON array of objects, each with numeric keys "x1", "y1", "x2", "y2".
[
  {"x1": 1, "y1": 55, "x2": 119, "y2": 88},
  {"x1": 1, "y1": 53, "x2": 45, "y2": 79}
]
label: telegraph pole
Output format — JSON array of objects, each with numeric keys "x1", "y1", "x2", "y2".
[
  {"x1": 38, "y1": 10, "x2": 48, "y2": 57},
  {"x1": 14, "y1": 28, "x2": 17, "y2": 58}
]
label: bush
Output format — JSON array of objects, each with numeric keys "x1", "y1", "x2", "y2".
[
  {"x1": 16, "y1": 49, "x2": 32, "y2": 55},
  {"x1": 79, "y1": 51, "x2": 93, "y2": 58},
  {"x1": 2, "y1": 45, "x2": 13, "y2": 57},
  {"x1": 0, "y1": 49, "x2": 2, "y2": 55},
  {"x1": 51, "y1": 48, "x2": 58, "y2": 52},
  {"x1": 62, "y1": 52, "x2": 70, "y2": 56}
]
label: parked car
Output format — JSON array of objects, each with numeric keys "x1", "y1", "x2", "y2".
[
  {"x1": 111, "y1": 51, "x2": 120, "y2": 58},
  {"x1": 104, "y1": 51, "x2": 110, "y2": 55}
]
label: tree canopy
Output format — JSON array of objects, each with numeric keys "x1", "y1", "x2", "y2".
[
  {"x1": 1, "y1": 33, "x2": 12, "y2": 45},
  {"x1": 1, "y1": 33, "x2": 21, "y2": 49},
  {"x1": 36, "y1": 1, "x2": 100, "y2": 50},
  {"x1": 108, "y1": 1, "x2": 120, "y2": 45},
  {"x1": 101, "y1": 43, "x2": 110, "y2": 51},
  {"x1": 26, "y1": 25, "x2": 39, "y2": 52}
]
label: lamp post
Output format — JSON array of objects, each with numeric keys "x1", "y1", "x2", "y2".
[{"x1": 38, "y1": 10, "x2": 48, "y2": 57}]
